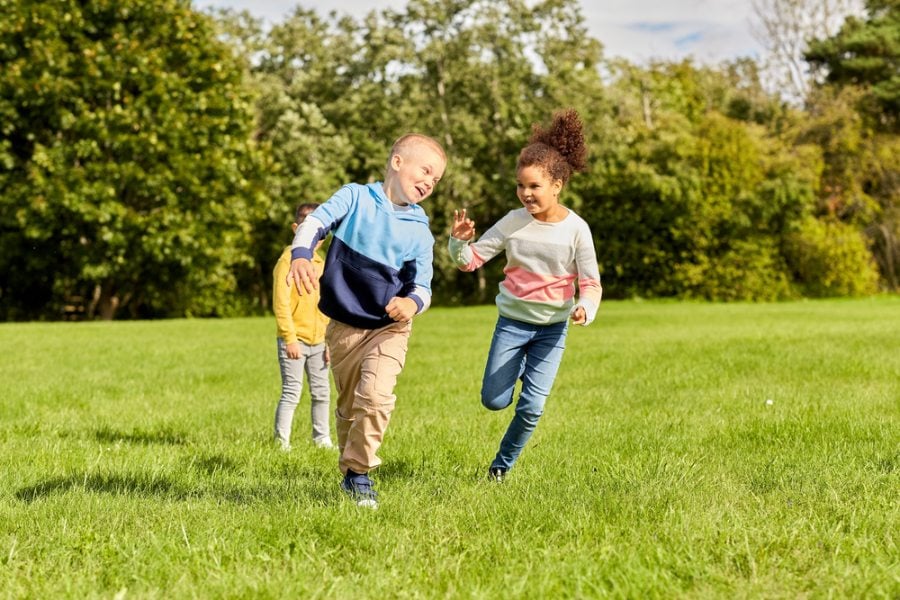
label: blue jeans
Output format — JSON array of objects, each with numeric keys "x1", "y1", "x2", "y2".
[{"x1": 482, "y1": 316, "x2": 568, "y2": 471}]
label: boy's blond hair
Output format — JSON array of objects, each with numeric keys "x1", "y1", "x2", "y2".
[{"x1": 385, "y1": 133, "x2": 446, "y2": 174}]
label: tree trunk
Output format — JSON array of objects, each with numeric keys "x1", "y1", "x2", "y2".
[
  {"x1": 88, "y1": 283, "x2": 121, "y2": 320},
  {"x1": 477, "y1": 270, "x2": 487, "y2": 304}
]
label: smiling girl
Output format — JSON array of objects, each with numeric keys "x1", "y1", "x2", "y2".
[{"x1": 448, "y1": 109, "x2": 602, "y2": 481}]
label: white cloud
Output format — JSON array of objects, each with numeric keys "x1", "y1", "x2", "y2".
[
  {"x1": 580, "y1": 0, "x2": 761, "y2": 62},
  {"x1": 194, "y1": 0, "x2": 764, "y2": 63}
]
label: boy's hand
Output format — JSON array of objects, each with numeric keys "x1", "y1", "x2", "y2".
[
  {"x1": 285, "y1": 342, "x2": 302, "y2": 360},
  {"x1": 385, "y1": 297, "x2": 417, "y2": 322},
  {"x1": 451, "y1": 209, "x2": 475, "y2": 241},
  {"x1": 288, "y1": 258, "x2": 318, "y2": 294},
  {"x1": 570, "y1": 306, "x2": 587, "y2": 325}
]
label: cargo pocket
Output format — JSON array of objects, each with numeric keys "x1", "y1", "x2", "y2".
[{"x1": 371, "y1": 334, "x2": 408, "y2": 409}]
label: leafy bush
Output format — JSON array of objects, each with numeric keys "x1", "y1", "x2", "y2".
[
  {"x1": 785, "y1": 217, "x2": 880, "y2": 296},
  {"x1": 674, "y1": 238, "x2": 796, "y2": 301}
]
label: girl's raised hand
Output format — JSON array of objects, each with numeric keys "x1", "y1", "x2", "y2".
[{"x1": 451, "y1": 208, "x2": 476, "y2": 241}]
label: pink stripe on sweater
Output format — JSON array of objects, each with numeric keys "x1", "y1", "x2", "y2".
[
  {"x1": 501, "y1": 267, "x2": 577, "y2": 302},
  {"x1": 578, "y1": 277, "x2": 603, "y2": 304},
  {"x1": 459, "y1": 247, "x2": 487, "y2": 272}
]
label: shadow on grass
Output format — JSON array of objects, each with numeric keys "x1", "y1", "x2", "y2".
[
  {"x1": 376, "y1": 457, "x2": 428, "y2": 482},
  {"x1": 15, "y1": 471, "x2": 337, "y2": 505},
  {"x1": 190, "y1": 453, "x2": 239, "y2": 475},
  {"x1": 377, "y1": 445, "x2": 481, "y2": 483},
  {"x1": 16, "y1": 473, "x2": 186, "y2": 502},
  {"x1": 94, "y1": 425, "x2": 188, "y2": 446}
]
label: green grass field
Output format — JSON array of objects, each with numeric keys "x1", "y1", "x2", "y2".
[{"x1": 1, "y1": 298, "x2": 898, "y2": 598}]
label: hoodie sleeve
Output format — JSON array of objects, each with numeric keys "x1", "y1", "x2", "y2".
[{"x1": 290, "y1": 185, "x2": 356, "y2": 261}]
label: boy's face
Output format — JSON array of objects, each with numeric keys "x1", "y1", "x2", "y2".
[{"x1": 386, "y1": 143, "x2": 446, "y2": 206}]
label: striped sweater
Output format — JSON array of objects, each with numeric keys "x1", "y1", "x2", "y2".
[{"x1": 448, "y1": 207, "x2": 602, "y2": 325}]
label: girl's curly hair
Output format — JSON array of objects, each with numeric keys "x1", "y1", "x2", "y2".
[{"x1": 516, "y1": 108, "x2": 587, "y2": 185}]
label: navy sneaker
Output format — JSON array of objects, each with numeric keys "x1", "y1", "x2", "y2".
[
  {"x1": 341, "y1": 470, "x2": 379, "y2": 509},
  {"x1": 488, "y1": 467, "x2": 507, "y2": 483}
]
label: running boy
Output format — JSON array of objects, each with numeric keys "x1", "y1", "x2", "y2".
[
  {"x1": 288, "y1": 133, "x2": 447, "y2": 508},
  {"x1": 272, "y1": 203, "x2": 333, "y2": 451},
  {"x1": 448, "y1": 109, "x2": 601, "y2": 481}
]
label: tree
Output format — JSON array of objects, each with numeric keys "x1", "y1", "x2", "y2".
[
  {"x1": 239, "y1": 0, "x2": 607, "y2": 305},
  {"x1": 210, "y1": 7, "x2": 358, "y2": 310},
  {"x1": 800, "y1": 0, "x2": 900, "y2": 290},
  {"x1": 805, "y1": 0, "x2": 900, "y2": 129},
  {"x1": 384, "y1": 0, "x2": 610, "y2": 303},
  {"x1": 586, "y1": 60, "x2": 830, "y2": 299},
  {"x1": 751, "y1": 0, "x2": 864, "y2": 102},
  {"x1": 0, "y1": 0, "x2": 266, "y2": 319}
]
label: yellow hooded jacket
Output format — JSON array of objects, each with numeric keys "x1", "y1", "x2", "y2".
[{"x1": 272, "y1": 246, "x2": 328, "y2": 345}]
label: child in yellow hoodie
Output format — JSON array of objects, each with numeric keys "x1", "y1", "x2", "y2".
[{"x1": 272, "y1": 203, "x2": 333, "y2": 450}]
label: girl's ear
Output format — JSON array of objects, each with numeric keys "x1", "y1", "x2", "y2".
[{"x1": 553, "y1": 178, "x2": 563, "y2": 195}]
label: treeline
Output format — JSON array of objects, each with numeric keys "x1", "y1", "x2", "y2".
[{"x1": 1, "y1": 0, "x2": 897, "y2": 320}]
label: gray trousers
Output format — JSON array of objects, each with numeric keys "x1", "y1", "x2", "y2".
[{"x1": 274, "y1": 338, "x2": 332, "y2": 446}]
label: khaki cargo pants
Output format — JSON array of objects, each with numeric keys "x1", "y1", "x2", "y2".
[{"x1": 326, "y1": 319, "x2": 411, "y2": 475}]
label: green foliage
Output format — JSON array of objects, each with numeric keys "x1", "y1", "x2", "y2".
[
  {"x1": 0, "y1": 0, "x2": 266, "y2": 319},
  {"x1": 0, "y1": 0, "x2": 893, "y2": 319},
  {"x1": 674, "y1": 238, "x2": 796, "y2": 301},
  {"x1": 798, "y1": 86, "x2": 900, "y2": 291},
  {"x1": 800, "y1": 0, "x2": 899, "y2": 291},
  {"x1": 585, "y1": 62, "x2": 822, "y2": 300},
  {"x1": 785, "y1": 216, "x2": 881, "y2": 296},
  {"x1": 805, "y1": 0, "x2": 900, "y2": 131}
]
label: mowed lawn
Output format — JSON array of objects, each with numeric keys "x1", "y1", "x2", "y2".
[{"x1": 1, "y1": 298, "x2": 898, "y2": 598}]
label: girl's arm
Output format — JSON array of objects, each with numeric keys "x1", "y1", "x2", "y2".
[
  {"x1": 448, "y1": 209, "x2": 511, "y2": 272},
  {"x1": 572, "y1": 221, "x2": 602, "y2": 325}
]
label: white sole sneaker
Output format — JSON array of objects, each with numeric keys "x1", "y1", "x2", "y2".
[{"x1": 356, "y1": 497, "x2": 378, "y2": 509}]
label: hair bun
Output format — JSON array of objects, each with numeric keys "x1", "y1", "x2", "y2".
[{"x1": 529, "y1": 109, "x2": 587, "y2": 173}]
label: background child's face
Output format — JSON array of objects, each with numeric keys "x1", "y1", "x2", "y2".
[{"x1": 386, "y1": 144, "x2": 446, "y2": 205}]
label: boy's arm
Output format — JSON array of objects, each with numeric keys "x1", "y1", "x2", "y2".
[
  {"x1": 290, "y1": 215, "x2": 328, "y2": 262},
  {"x1": 287, "y1": 185, "x2": 355, "y2": 291},
  {"x1": 289, "y1": 185, "x2": 354, "y2": 260},
  {"x1": 388, "y1": 239, "x2": 433, "y2": 321},
  {"x1": 385, "y1": 296, "x2": 419, "y2": 322}
]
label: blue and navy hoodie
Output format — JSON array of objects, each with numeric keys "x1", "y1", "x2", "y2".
[{"x1": 290, "y1": 182, "x2": 434, "y2": 330}]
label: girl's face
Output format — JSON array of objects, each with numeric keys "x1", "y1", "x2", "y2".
[{"x1": 516, "y1": 165, "x2": 564, "y2": 222}]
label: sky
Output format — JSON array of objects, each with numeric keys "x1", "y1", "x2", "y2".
[{"x1": 194, "y1": 0, "x2": 764, "y2": 64}]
